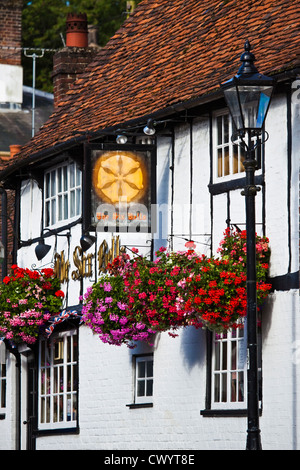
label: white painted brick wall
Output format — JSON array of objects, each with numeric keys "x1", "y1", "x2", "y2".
[{"x1": 1, "y1": 92, "x2": 298, "y2": 450}]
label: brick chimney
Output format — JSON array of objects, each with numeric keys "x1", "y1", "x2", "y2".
[
  {"x1": 52, "y1": 13, "x2": 99, "y2": 108},
  {"x1": 0, "y1": 0, "x2": 22, "y2": 66}
]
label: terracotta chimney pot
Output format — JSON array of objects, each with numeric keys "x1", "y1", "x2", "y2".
[
  {"x1": 9, "y1": 144, "x2": 22, "y2": 158},
  {"x1": 66, "y1": 13, "x2": 88, "y2": 47}
]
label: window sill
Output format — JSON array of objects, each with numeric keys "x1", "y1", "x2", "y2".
[
  {"x1": 126, "y1": 403, "x2": 153, "y2": 409},
  {"x1": 201, "y1": 408, "x2": 262, "y2": 417},
  {"x1": 35, "y1": 426, "x2": 79, "y2": 437}
]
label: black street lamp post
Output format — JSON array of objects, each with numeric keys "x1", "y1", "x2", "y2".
[{"x1": 221, "y1": 41, "x2": 275, "y2": 450}]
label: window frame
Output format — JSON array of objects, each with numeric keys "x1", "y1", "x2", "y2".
[
  {"x1": 213, "y1": 109, "x2": 262, "y2": 184},
  {"x1": 201, "y1": 319, "x2": 263, "y2": 417},
  {"x1": 44, "y1": 160, "x2": 82, "y2": 228},
  {"x1": 134, "y1": 354, "x2": 154, "y2": 405},
  {"x1": 213, "y1": 110, "x2": 246, "y2": 182},
  {"x1": 211, "y1": 327, "x2": 247, "y2": 410},
  {"x1": 38, "y1": 329, "x2": 78, "y2": 431}
]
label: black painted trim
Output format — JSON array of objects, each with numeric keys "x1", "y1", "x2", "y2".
[
  {"x1": 208, "y1": 174, "x2": 264, "y2": 195},
  {"x1": 126, "y1": 403, "x2": 153, "y2": 409},
  {"x1": 270, "y1": 271, "x2": 299, "y2": 291},
  {"x1": 200, "y1": 408, "x2": 262, "y2": 418}
]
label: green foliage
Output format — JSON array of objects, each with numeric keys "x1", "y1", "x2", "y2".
[{"x1": 21, "y1": 0, "x2": 143, "y2": 92}]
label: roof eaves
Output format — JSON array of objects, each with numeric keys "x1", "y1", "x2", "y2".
[{"x1": 1, "y1": 62, "x2": 299, "y2": 184}]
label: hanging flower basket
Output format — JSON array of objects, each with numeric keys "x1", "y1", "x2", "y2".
[
  {"x1": 81, "y1": 247, "x2": 198, "y2": 347},
  {"x1": 0, "y1": 265, "x2": 64, "y2": 344},
  {"x1": 82, "y1": 228, "x2": 272, "y2": 346},
  {"x1": 182, "y1": 228, "x2": 272, "y2": 332}
]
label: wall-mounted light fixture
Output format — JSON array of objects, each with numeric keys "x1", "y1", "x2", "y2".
[
  {"x1": 80, "y1": 233, "x2": 96, "y2": 251},
  {"x1": 35, "y1": 228, "x2": 71, "y2": 261},
  {"x1": 143, "y1": 118, "x2": 156, "y2": 136},
  {"x1": 116, "y1": 134, "x2": 128, "y2": 144},
  {"x1": 35, "y1": 239, "x2": 52, "y2": 260}
]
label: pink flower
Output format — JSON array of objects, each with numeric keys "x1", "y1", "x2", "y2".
[
  {"x1": 117, "y1": 302, "x2": 127, "y2": 310},
  {"x1": 103, "y1": 282, "x2": 112, "y2": 292}
]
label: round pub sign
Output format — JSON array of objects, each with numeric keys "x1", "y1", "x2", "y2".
[{"x1": 92, "y1": 150, "x2": 147, "y2": 204}]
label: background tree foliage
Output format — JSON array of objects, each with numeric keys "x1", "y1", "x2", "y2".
[{"x1": 22, "y1": 0, "x2": 142, "y2": 92}]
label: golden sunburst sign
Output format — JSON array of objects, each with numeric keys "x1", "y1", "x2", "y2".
[{"x1": 92, "y1": 151, "x2": 147, "y2": 204}]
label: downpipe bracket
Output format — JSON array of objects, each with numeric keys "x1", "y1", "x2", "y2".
[{"x1": 241, "y1": 185, "x2": 261, "y2": 196}]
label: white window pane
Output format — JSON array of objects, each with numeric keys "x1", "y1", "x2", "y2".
[
  {"x1": 51, "y1": 199, "x2": 56, "y2": 225},
  {"x1": 146, "y1": 379, "x2": 153, "y2": 397},
  {"x1": 58, "y1": 195, "x2": 62, "y2": 221},
  {"x1": 69, "y1": 163, "x2": 75, "y2": 188},
  {"x1": 70, "y1": 190, "x2": 75, "y2": 218},
  {"x1": 137, "y1": 361, "x2": 145, "y2": 378},
  {"x1": 217, "y1": 116, "x2": 222, "y2": 145},
  {"x1": 147, "y1": 360, "x2": 153, "y2": 377},
  {"x1": 45, "y1": 173, "x2": 50, "y2": 198},
  {"x1": 51, "y1": 171, "x2": 56, "y2": 196},
  {"x1": 223, "y1": 114, "x2": 229, "y2": 142},
  {"x1": 221, "y1": 373, "x2": 227, "y2": 402},
  {"x1": 64, "y1": 194, "x2": 68, "y2": 219},
  {"x1": 45, "y1": 201, "x2": 50, "y2": 227},
  {"x1": 214, "y1": 374, "x2": 220, "y2": 402},
  {"x1": 76, "y1": 166, "x2": 81, "y2": 185},
  {"x1": 57, "y1": 167, "x2": 62, "y2": 193},
  {"x1": 137, "y1": 380, "x2": 145, "y2": 397},
  {"x1": 76, "y1": 188, "x2": 81, "y2": 215},
  {"x1": 214, "y1": 341, "x2": 220, "y2": 370},
  {"x1": 63, "y1": 166, "x2": 68, "y2": 191}
]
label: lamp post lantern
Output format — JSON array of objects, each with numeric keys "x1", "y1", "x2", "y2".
[{"x1": 221, "y1": 40, "x2": 275, "y2": 450}]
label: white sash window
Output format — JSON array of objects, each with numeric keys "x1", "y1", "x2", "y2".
[
  {"x1": 44, "y1": 161, "x2": 81, "y2": 227},
  {"x1": 135, "y1": 355, "x2": 154, "y2": 404},
  {"x1": 38, "y1": 330, "x2": 78, "y2": 430},
  {"x1": 212, "y1": 327, "x2": 247, "y2": 409}
]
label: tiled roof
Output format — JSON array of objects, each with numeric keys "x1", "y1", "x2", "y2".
[{"x1": 2, "y1": 0, "x2": 300, "y2": 175}]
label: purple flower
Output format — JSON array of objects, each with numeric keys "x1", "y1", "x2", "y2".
[
  {"x1": 96, "y1": 305, "x2": 107, "y2": 313},
  {"x1": 103, "y1": 282, "x2": 112, "y2": 292},
  {"x1": 109, "y1": 313, "x2": 119, "y2": 321},
  {"x1": 117, "y1": 301, "x2": 127, "y2": 310}
]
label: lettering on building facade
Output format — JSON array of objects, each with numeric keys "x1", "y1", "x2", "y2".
[{"x1": 54, "y1": 236, "x2": 125, "y2": 282}]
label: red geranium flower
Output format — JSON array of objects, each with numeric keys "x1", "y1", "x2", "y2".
[{"x1": 55, "y1": 290, "x2": 65, "y2": 298}]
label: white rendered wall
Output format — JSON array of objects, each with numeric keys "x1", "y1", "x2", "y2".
[{"x1": 4, "y1": 91, "x2": 299, "y2": 450}]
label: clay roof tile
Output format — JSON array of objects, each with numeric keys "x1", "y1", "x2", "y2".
[{"x1": 4, "y1": 0, "x2": 300, "y2": 171}]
